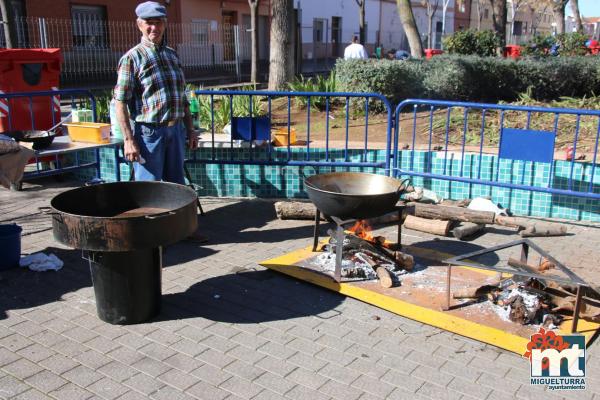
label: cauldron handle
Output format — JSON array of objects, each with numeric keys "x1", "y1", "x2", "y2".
[
  {"x1": 39, "y1": 206, "x2": 63, "y2": 223},
  {"x1": 145, "y1": 211, "x2": 176, "y2": 220},
  {"x1": 396, "y1": 178, "x2": 412, "y2": 196}
]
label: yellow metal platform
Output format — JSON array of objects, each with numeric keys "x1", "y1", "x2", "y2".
[{"x1": 260, "y1": 244, "x2": 599, "y2": 355}]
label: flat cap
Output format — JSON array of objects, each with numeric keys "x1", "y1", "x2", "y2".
[{"x1": 135, "y1": 1, "x2": 167, "y2": 19}]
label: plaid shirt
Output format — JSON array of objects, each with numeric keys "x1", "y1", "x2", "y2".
[{"x1": 114, "y1": 37, "x2": 186, "y2": 123}]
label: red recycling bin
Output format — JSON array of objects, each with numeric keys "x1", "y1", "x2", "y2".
[
  {"x1": 425, "y1": 49, "x2": 444, "y2": 59},
  {"x1": 503, "y1": 45, "x2": 521, "y2": 59},
  {"x1": 0, "y1": 49, "x2": 62, "y2": 132}
]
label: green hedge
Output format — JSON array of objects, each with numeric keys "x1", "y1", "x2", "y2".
[{"x1": 335, "y1": 55, "x2": 600, "y2": 105}]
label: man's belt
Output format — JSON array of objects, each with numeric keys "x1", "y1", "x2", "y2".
[{"x1": 139, "y1": 118, "x2": 181, "y2": 128}]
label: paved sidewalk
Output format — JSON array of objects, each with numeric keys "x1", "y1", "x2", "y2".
[{"x1": 1, "y1": 179, "x2": 599, "y2": 400}]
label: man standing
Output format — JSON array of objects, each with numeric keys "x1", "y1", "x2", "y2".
[
  {"x1": 344, "y1": 35, "x2": 369, "y2": 60},
  {"x1": 114, "y1": 1, "x2": 198, "y2": 184}
]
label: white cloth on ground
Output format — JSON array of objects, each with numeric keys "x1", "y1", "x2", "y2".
[{"x1": 19, "y1": 252, "x2": 64, "y2": 272}]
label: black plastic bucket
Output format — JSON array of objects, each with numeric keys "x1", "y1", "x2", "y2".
[
  {"x1": 88, "y1": 247, "x2": 161, "y2": 324},
  {"x1": 0, "y1": 224, "x2": 22, "y2": 270}
]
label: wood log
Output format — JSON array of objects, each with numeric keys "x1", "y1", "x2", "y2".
[
  {"x1": 394, "y1": 251, "x2": 415, "y2": 271},
  {"x1": 494, "y1": 216, "x2": 529, "y2": 229},
  {"x1": 408, "y1": 202, "x2": 495, "y2": 224},
  {"x1": 441, "y1": 199, "x2": 471, "y2": 208},
  {"x1": 274, "y1": 201, "x2": 324, "y2": 220},
  {"x1": 404, "y1": 215, "x2": 451, "y2": 236},
  {"x1": 376, "y1": 267, "x2": 394, "y2": 288},
  {"x1": 519, "y1": 225, "x2": 568, "y2": 238},
  {"x1": 494, "y1": 216, "x2": 568, "y2": 237},
  {"x1": 507, "y1": 257, "x2": 549, "y2": 287},
  {"x1": 337, "y1": 233, "x2": 401, "y2": 269},
  {"x1": 452, "y1": 222, "x2": 485, "y2": 239},
  {"x1": 453, "y1": 284, "x2": 500, "y2": 299}
]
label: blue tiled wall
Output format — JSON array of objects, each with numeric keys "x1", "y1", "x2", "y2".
[{"x1": 76, "y1": 147, "x2": 600, "y2": 221}]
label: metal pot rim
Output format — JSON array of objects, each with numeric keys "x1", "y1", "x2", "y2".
[
  {"x1": 50, "y1": 181, "x2": 198, "y2": 220},
  {"x1": 304, "y1": 172, "x2": 404, "y2": 197}
]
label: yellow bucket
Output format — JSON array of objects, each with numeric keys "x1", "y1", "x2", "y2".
[
  {"x1": 64, "y1": 122, "x2": 111, "y2": 144},
  {"x1": 273, "y1": 128, "x2": 297, "y2": 146}
]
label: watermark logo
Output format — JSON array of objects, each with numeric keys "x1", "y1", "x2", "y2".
[{"x1": 523, "y1": 327, "x2": 586, "y2": 391}]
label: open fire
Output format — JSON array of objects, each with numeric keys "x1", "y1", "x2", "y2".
[{"x1": 312, "y1": 219, "x2": 414, "y2": 287}]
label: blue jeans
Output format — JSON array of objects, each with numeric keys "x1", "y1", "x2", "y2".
[{"x1": 133, "y1": 121, "x2": 186, "y2": 184}]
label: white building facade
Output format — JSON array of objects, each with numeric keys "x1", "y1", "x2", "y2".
[{"x1": 296, "y1": 0, "x2": 455, "y2": 60}]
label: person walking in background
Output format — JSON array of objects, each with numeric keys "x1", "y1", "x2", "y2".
[
  {"x1": 113, "y1": 1, "x2": 198, "y2": 184},
  {"x1": 344, "y1": 35, "x2": 369, "y2": 60}
]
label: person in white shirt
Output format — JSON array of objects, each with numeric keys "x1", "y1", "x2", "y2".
[{"x1": 344, "y1": 36, "x2": 369, "y2": 60}]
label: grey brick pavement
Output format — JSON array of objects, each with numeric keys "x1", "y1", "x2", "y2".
[{"x1": 1, "y1": 179, "x2": 600, "y2": 400}]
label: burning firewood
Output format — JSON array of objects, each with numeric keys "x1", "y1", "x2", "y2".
[
  {"x1": 330, "y1": 229, "x2": 402, "y2": 270},
  {"x1": 393, "y1": 251, "x2": 415, "y2": 271},
  {"x1": 538, "y1": 258, "x2": 556, "y2": 272}
]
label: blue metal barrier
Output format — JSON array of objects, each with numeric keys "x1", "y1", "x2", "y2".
[
  {"x1": 188, "y1": 90, "x2": 394, "y2": 174},
  {"x1": 392, "y1": 99, "x2": 600, "y2": 200},
  {"x1": 0, "y1": 89, "x2": 122, "y2": 181}
]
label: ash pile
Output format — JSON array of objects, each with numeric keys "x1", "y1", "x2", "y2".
[
  {"x1": 313, "y1": 227, "x2": 415, "y2": 287},
  {"x1": 454, "y1": 266, "x2": 600, "y2": 327}
]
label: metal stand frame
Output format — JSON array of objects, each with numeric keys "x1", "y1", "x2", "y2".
[
  {"x1": 443, "y1": 238, "x2": 594, "y2": 333},
  {"x1": 311, "y1": 206, "x2": 407, "y2": 283}
]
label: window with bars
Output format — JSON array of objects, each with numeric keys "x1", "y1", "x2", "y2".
[
  {"x1": 71, "y1": 4, "x2": 108, "y2": 48},
  {"x1": 313, "y1": 19, "x2": 325, "y2": 43},
  {"x1": 191, "y1": 19, "x2": 210, "y2": 45}
]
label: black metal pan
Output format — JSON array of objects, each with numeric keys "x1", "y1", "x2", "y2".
[
  {"x1": 304, "y1": 172, "x2": 409, "y2": 220},
  {"x1": 3, "y1": 129, "x2": 58, "y2": 150}
]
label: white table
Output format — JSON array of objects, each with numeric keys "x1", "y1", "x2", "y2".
[{"x1": 21, "y1": 136, "x2": 123, "y2": 181}]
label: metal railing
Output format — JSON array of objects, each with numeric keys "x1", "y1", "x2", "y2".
[
  {"x1": 0, "y1": 89, "x2": 115, "y2": 180},
  {"x1": 392, "y1": 99, "x2": 600, "y2": 199},
  {"x1": 0, "y1": 88, "x2": 96, "y2": 130},
  {"x1": 188, "y1": 90, "x2": 393, "y2": 172}
]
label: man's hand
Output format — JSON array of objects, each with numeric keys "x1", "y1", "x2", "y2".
[
  {"x1": 124, "y1": 138, "x2": 141, "y2": 162},
  {"x1": 187, "y1": 130, "x2": 199, "y2": 150}
]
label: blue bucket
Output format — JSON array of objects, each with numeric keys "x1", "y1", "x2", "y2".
[{"x1": 0, "y1": 224, "x2": 22, "y2": 270}]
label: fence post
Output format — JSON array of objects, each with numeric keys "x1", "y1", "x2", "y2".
[
  {"x1": 234, "y1": 25, "x2": 241, "y2": 82},
  {"x1": 38, "y1": 18, "x2": 48, "y2": 48}
]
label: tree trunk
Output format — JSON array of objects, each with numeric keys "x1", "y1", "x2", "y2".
[
  {"x1": 357, "y1": 0, "x2": 366, "y2": 45},
  {"x1": 490, "y1": 0, "x2": 507, "y2": 49},
  {"x1": 509, "y1": 2, "x2": 515, "y2": 44},
  {"x1": 427, "y1": 8, "x2": 433, "y2": 48},
  {"x1": 249, "y1": 0, "x2": 260, "y2": 83},
  {"x1": 441, "y1": 1, "x2": 447, "y2": 35},
  {"x1": 552, "y1": 0, "x2": 568, "y2": 34},
  {"x1": 268, "y1": 0, "x2": 293, "y2": 90},
  {"x1": 0, "y1": 0, "x2": 17, "y2": 48},
  {"x1": 570, "y1": 0, "x2": 583, "y2": 33},
  {"x1": 396, "y1": 0, "x2": 424, "y2": 58},
  {"x1": 476, "y1": 0, "x2": 482, "y2": 30}
]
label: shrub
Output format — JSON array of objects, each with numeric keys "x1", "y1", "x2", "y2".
[
  {"x1": 195, "y1": 86, "x2": 265, "y2": 131},
  {"x1": 334, "y1": 55, "x2": 600, "y2": 106},
  {"x1": 444, "y1": 29, "x2": 499, "y2": 57},
  {"x1": 288, "y1": 72, "x2": 337, "y2": 110},
  {"x1": 556, "y1": 32, "x2": 589, "y2": 56},
  {"x1": 335, "y1": 59, "x2": 424, "y2": 107},
  {"x1": 521, "y1": 32, "x2": 588, "y2": 57},
  {"x1": 520, "y1": 34, "x2": 556, "y2": 57}
]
